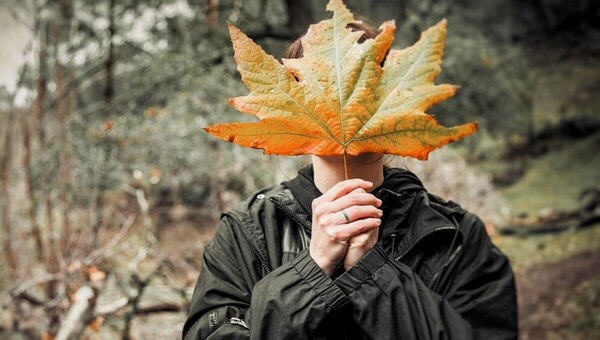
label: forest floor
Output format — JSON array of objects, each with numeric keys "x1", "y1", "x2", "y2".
[
  {"x1": 516, "y1": 248, "x2": 600, "y2": 340},
  {"x1": 496, "y1": 225, "x2": 600, "y2": 339},
  {"x1": 492, "y1": 128, "x2": 600, "y2": 339}
]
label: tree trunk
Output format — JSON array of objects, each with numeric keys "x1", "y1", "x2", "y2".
[
  {"x1": 207, "y1": 0, "x2": 219, "y2": 28},
  {"x1": 90, "y1": 0, "x2": 117, "y2": 246},
  {"x1": 26, "y1": 2, "x2": 48, "y2": 261},
  {"x1": 22, "y1": 114, "x2": 45, "y2": 263},
  {"x1": 105, "y1": 0, "x2": 115, "y2": 114},
  {"x1": 48, "y1": 2, "x2": 76, "y2": 332},
  {"x1": 33, "y1": 21, "x2": 49, "y2": 146},
  {"x1": 53, "y1": 27, "x2": 73, "y2": 255},
  {"x1": 1, "y1": 110, "x2": 18, "y2": 276}
]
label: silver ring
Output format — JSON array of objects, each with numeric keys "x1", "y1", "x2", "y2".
[{"x1": 341, "y1": 209, "x2": 351, "y2": 223}]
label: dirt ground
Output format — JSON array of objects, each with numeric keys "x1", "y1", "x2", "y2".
[{"x1": 517, "y1": 249, "x2": 600, "y2": 339}]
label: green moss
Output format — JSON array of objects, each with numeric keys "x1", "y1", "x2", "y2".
[
  {"x1": 499, "y1": 131, "x2": 600, "y2": 219},
  {"x1": 495, "y1": 223, "x2": 600, "y2": 270}
]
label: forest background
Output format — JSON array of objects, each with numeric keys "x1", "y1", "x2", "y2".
[{"x1": 0, "y1": 0, "x2": 599, "y2": 338}]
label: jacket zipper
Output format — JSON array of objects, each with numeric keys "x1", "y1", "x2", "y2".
[
  {"x1": 428, "y1": 244, "x2": 463, "y2": 289},
  {"x1": 214, "y1": 317, "x2": 248, "y2": 330},
  {"x1": 209, "y1": 311, "x2": 219, "y2": 332},
  {"x1": 395, "y1": 226, "x2": 456, "y2": 261},
  {"x1": 390, "y1": 234, "x2": 397, "y2": 259},
  {"x1": 428, "y1": 216, "x2": 463, "y2": 289},
  {"x1": 225, "y1": 212, "x2": 272, "y2": 274}
]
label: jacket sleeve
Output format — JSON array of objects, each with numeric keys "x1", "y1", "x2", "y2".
[
  {"x1": 182, "y1": 215, "x2": 349, "y2": 339},
  {"x1": 334, "y1": 215, "x2": 518, "y2": 340}
]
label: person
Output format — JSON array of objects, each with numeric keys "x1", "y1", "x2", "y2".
[{"x1": 182, "y1": 23, "x2": 518, "y2": 340}]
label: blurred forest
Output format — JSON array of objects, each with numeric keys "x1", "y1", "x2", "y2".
[{"x1": 0, "y1": 0, "x2": 599, "y2": 339}]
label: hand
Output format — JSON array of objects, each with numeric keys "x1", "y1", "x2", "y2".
[
  {"x1": 309, "y1": 179, "x2": 382, "y2": 276},
  {"x1": 343, "y1": 187, "x2": 380, "y2": 270}
]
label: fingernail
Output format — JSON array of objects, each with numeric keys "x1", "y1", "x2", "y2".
[
  {"x1": 376, "y1": 219, "x2": 381, "y2": 225},
  {"x1": 378, "y1": 209, "x2": 383, "y2": 216},
  {"x1": 377, "y1": 199, "x2": 382, "y2": 206}
]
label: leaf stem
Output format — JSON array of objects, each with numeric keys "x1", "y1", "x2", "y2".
[{"x1": 343, "y1": 149, "x2": 348, "y2": 180}]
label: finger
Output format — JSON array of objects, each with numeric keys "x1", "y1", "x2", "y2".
[
  {"x1": 326, "y1": 192, "x2": 382, "y2": 213},
  {"x1": 347, "y1": 230, "x2": 378, "y2": 248},
  {"x1": 333, "y1": 205, "x2": 382, "y2": 224},
  {"x1": 329, "y1": 218, "x2": 381, "y2": 241},
  {"x1": 349, "y1": 187, "x2": 367, "y2": 194},
  {"x1": 348, "y1": 225, "x2": 379, "y2": 243},
  {"x1": 319, "y1": 179, "x2": 373, "y2": 203}
]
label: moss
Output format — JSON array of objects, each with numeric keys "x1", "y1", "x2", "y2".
[
  {"x1": 495, "y1": 223, "x2": 600, "y2": 270},
  {"x1": 499, "y1": 131, "x2": 600, "y2": 219}
]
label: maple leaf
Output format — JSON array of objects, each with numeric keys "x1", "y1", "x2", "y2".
[{"x1": 204, "y1": 0, "x2": 477, "y2": 159}]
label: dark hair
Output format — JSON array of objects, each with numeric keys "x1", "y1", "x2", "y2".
[{"x1": 283, "y1": 21, "x2": 380, "y2": 59}]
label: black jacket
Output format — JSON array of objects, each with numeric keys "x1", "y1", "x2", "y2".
[{"x1": 183, "y1": 166, "x2": 518, "y2": 339}]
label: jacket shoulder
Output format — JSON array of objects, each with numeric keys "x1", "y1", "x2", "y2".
[
  {"x1": 425, "y1": 191, "x2": 496, "y2": 251},
  {"x1": 217, "y1": 184, "x2": 294, "y2": 265},
  {"x1": 225, "y1": 184, "x2": 289, "y2": 221}
]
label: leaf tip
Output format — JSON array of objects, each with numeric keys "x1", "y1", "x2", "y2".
[
  {"x1": 438, "y1": 18, "x2": 448, "y2": 29},
  {"x1": 468, "y1": 121, "x2": 479, "y2": 133},
  {"x1": 203, "y1": 125, "x2": 217, "y2": 138},
  {"x1": 203, "y1": 125, "x2": 218, "y2": 134},
  {"x1": 326, "y1": 0, "x2": 346, "y2": 11},
  {"x1": 227, "y1": 97, "x2": 236, "y2": 107},
  {"x1": 380, "y1": 19, "x2": 396, "y2": 31},
  {"x1": 453, "y1": 120, "x2": 479, "y2": 141},
  {"x1": 227, "y1": 22, "x2": 245, "y2": 41}
]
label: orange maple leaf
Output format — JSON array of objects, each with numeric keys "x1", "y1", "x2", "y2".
[{"x1": 205, "y1": 0, "x2": 477, "y2": 159}]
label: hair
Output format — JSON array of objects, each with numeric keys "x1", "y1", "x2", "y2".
[{"x1": 283, "y1": 21, "x2": 380, "y2": 59}]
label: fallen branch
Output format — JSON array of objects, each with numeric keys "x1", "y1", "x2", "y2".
[
  {"x1": 136, "y1": 303, "x2": 182, "y2": 315},
  {"x1": 55, "y1": 286, "x2": 96, "y2": 340},
  {"x1": 96, "y1": 297, "x2": 128, "y2": 315}
]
